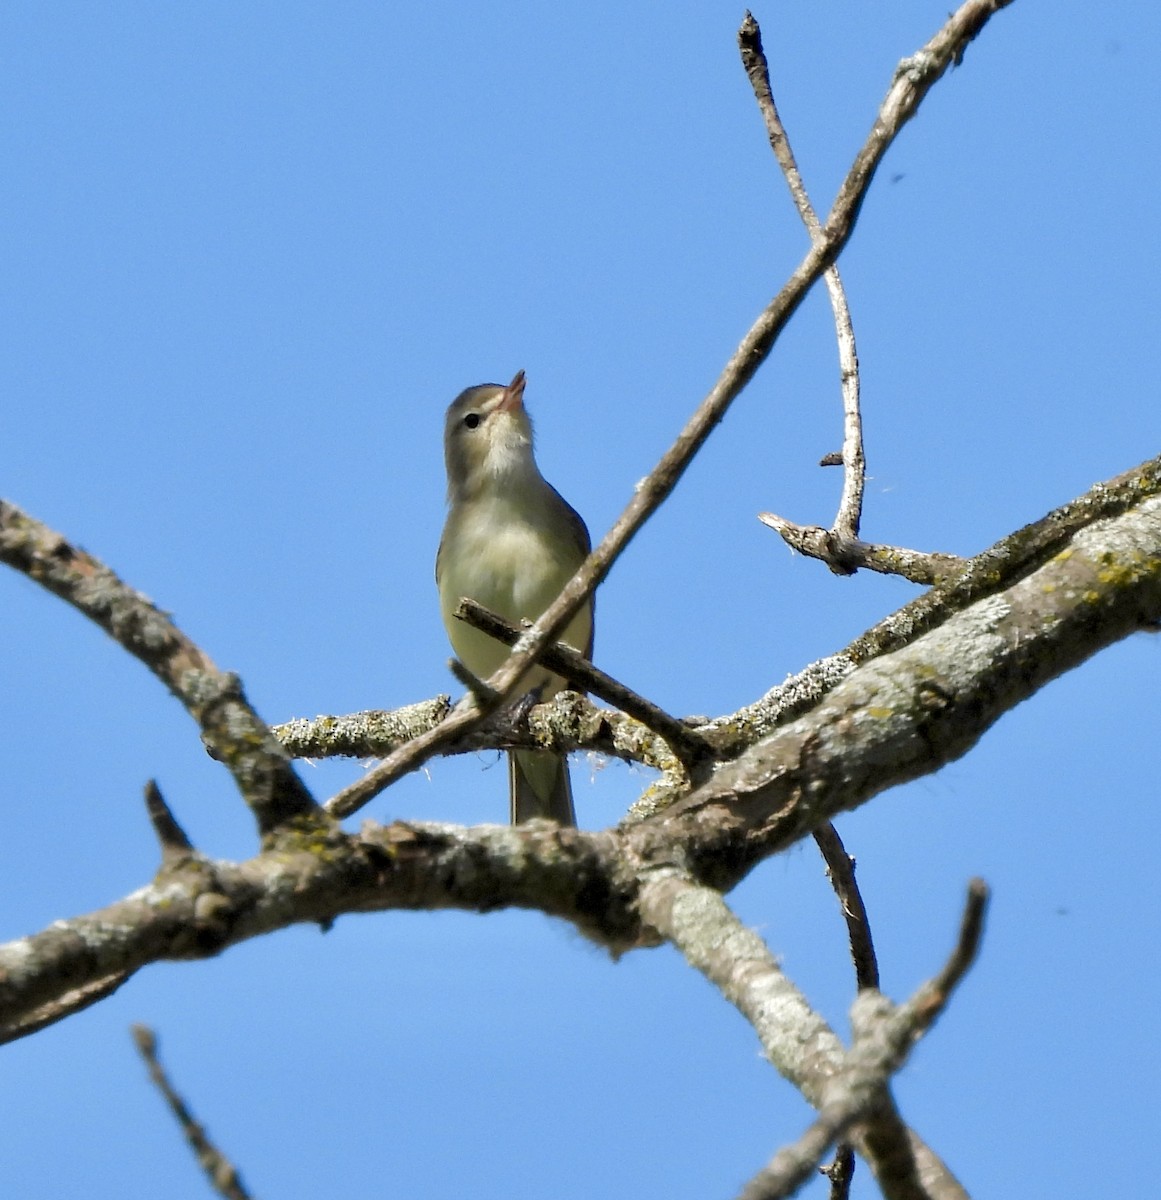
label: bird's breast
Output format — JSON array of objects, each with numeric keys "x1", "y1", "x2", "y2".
[
  {"x1": 438, "y1": 491, "x2": 590, "y2": 683},
  {"x1": 442, "y1": 500, "x2": 574, "y2": 614}
]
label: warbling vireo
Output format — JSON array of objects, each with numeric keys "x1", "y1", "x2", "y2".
[{"x1": 436, "y1": 370, "x2": 592, "y2": 826}]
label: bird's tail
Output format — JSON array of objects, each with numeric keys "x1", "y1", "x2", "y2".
[{"x1": 509, "y1": 749, "x2": 576, "y2": 826}]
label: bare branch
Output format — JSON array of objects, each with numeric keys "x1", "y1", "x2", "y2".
[
  {"x1": 739, "y1": 1107, "x2": 854, "y2": 1200},
  {"x1": 823, "y1": 1148, "x2": 856, "y2": 1200},
  {"x1": 898, "y1": 878, "x2": 989, "y2": 1032},
  {"x1": 132, "y1": 1026, "x2": 255, "y2": 1200},
  {"x1": 276, "y1": 693, "x2": 689, "y2": 790},
  {"x1": 839, "y1": 882, "x2": 988, "y2": 1200},
  {"x1": 0, "y1": 819, "x2": 635, "y2": 1041},
  {"x1": 739, "y1": 4, "x2": 1019, "y2": 583},
  {"x1": 321, "y1": 699, "x2": 480, "y2": 818},
  {"x1": 737, "y1": 1006, "x2": 967, "y2": 1200},
  {"x1": 0, "y1": 501, "x2": 317, "y2": 834},
  {"x1": 273, "y1": 697, "x2": 453, "y2": 759},
  {"x1": 733, "y1": 881, "x2": 989, "y2": 1200},
  {"x1": 813, "y1": 823, "x2": 879, "y2": 992},
  {"x1": 739, "y1": 10, "x2": 866, "y2": 543},
  {"x1": 808, "y1": 826, "x2": 871, "y2": 1200}
]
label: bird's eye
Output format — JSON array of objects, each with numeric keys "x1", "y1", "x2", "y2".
[{"x1": 462, "y1": 412, "x2": 482, "y2": 430}]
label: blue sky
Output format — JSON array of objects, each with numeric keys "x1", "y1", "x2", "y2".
[{"x1": 2, "y1": 3, "x2": 1158, "y2": 1197}]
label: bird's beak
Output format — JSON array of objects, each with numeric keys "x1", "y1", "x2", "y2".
[{"x1": 498, "y1": 370, "x2": 527, "y2": 412}]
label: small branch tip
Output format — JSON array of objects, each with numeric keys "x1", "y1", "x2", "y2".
[
  {"x1": 448, "y1": 658, "x2": 498, "y2": 705},
  {"x1": 143, "y1": 780, "x2": 195, "y2": 858},
  {"x1": 132, "y1": 1023, "x2": 255, "y2": 1200}
]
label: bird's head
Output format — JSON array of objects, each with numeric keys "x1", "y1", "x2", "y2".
[{"x1": 443, "y1": 370, "x2": 537, "y2": 501}]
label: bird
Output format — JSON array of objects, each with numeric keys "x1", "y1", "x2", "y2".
[{"x1": 436, "y1": 370, "x2": 593, "y2": 825}]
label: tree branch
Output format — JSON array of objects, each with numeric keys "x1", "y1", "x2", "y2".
[
  {"x1": 132, "y1": 1025, "x2": 255, "y2": 1200},
  {"x1": 2, "y1": 484, "x2": 1149, "y2": 1064},
  {"x1": 0, "y1": 501, "x2": 317, "y2": 835},
  {"x1": 758, "y1": 513, "x2": 966, "y2": 584},
  {"x1": 273, "y1": 697, "x2": 453, "y2": 759},
  {"x1": 0, "y1": 971, "x2": 132, "y2": 1047},
  {"x1": 739, "y1": 5, "x2": 1012, "y2": 580},
  {"x1": 274, "y1": 693, "x2": 690, "y2": 791}
]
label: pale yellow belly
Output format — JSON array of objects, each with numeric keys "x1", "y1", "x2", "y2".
[{"x1": 438, "y1": 512, "x2": 591, "y2": 695}]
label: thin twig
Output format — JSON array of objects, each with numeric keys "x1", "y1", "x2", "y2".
[
  {"x1": 323, "y1": 0, "x2": 1015, "y2": 820},
  {"x1": 454, "y1": 597, "x2": 716, "y2": 769},
  {"x1": 736, "y1": 1044, "x2": 917, "y2": 1200},
  {"x1": 813, "y1": 823, "x2": 879, "y2": 991},
  {"x1": 131, "y1": 1026, "x2": 255, "y2": 1200},
  {"x1": 812, "y1": 818, "x2": 876, "y2": 1193},
  {"x1": 0, "y1": 501, "x2": 317, "y2": 834},
  {"x1": 323, "y1": 696, "x2": 482, "y2": 819},
  {"x1": 739, "y1": 10, "x2": 866, "y2": 543},
  {"x1": 739, "y1": 1106, "x2": 855, "y2": 1200},
  {"x1": 901, "y1": 878, "x2": 989, "y2": 1029}
]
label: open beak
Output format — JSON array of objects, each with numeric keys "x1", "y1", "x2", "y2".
[{"x1": 498, "y1": 369, "x2": 526, "y2": 412}]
